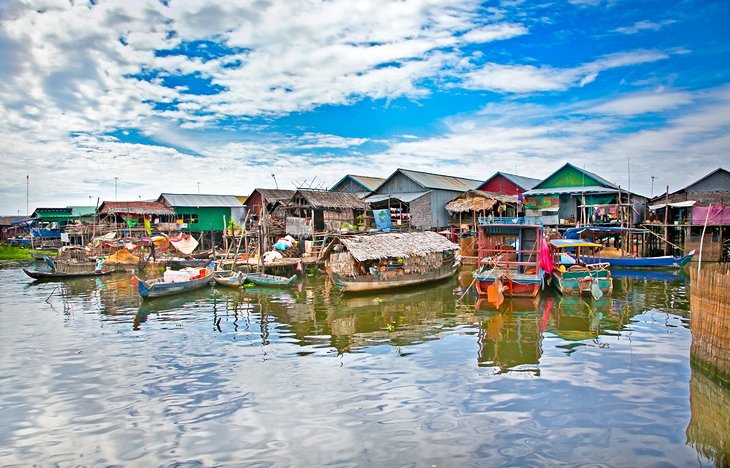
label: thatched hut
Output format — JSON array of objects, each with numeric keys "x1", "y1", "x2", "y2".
[
  {"x1": 328, "y1": 231, "x2": 459, "y2": 281},
  {"x1": 284, "y1": 189, "x2": 367, "y2": 237},
  {"x1": 446, "y1": 190, "x2": 519, "y2": 229}
]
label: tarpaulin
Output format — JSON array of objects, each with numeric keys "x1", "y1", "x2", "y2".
[
  {"x1": 691, "y1": 206, "x2": 730, "y2": 225},
  {"x1": 373, "y1": 209, "x2": 391, "y2": 232},
  {"x1": 168, "y1": 233, "x2": 199, "y2": 254}
]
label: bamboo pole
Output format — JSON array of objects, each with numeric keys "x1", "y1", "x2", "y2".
[
  {"x1": 663, "y1": 186, "x2": 670, "y2": 255},
  {"x1": 697, "y1": 204, "x2": 713, "y2": 276}
]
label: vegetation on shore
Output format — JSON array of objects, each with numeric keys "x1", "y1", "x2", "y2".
[{"x1": 0, "y1": 245, "x2": 57, "y2": 261}]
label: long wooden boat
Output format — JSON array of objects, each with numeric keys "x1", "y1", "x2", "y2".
[
  {"x1": 23, "y1": 267, "x2": 115, "y2": 280},
  {"x1": 577, "y1": 250, "x2": 695, "y2": 268},
  {"x1": 244, "y1": 272, "x2": 297, "y2": 287},
  {"x1": 328, "y1": 262, "x2": 456, "y2": 292},
  {"x1": 23, "y1": 256, "x2": 115, "y2": 280},
  {"x1": 549, "y1": 239, "x2": 612, "y2": 297},
  {"x1": 473, "y1": 217, "x2": 547, "y2": 298},
  {"x1": 136, "y1": 266, "x2": 214, "y2": 299},
  {"x1": 563, "y1": 226, "x2": 695, "y2": 269},
  {"x1": 213, "y1": 271, "x2": 247, "y2": 288},
  {"x1": 163, "y1": 257, "x2": 211, "y2": 268},
  {"x1": 326, "y1": 231, "x2": 460, "y2": 293}
]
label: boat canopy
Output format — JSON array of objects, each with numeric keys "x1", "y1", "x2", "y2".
[
  {"x1": 563, "y1": 225, "x2": 648, "y2": 240},
  {"x1": 549, "y1": 239, "x2": 602, "y2": 249}
]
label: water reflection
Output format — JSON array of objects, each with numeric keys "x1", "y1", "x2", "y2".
[{"x1": 4, "y1": 263, "x2": 728, "y2": 466}]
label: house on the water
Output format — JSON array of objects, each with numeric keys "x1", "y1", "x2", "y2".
[
  {"x1": 647, "y1": 168, "x2": 730, "y2": 261},
  {"x1": 329, "y1": 174, "x2": 386, "y2": 198},
  {"x1": 96, "y1": 201, "x2": 176, "y2": 237},
  {"x1": 158, "y1": 193, "x2": 246, "y2": 232},
  {"x1": 478, "y1": 172, "x2": 540, "y2": 196},
  {"x1": 284, "y1": 190, "x2": 367, "y2": 237},
  {"x1": 365, "y1": 168, "x2": 483, "y2": 230},
  {"x1": 522, "y1": 163, "x2": 646, "y2": 227}
]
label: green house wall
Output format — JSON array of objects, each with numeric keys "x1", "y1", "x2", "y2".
[
  {"x1": 536, "y1": 165, "x2": 605, "y2": 189},
  {"x1": 173, "y1": 207, "x2": 232, "y2": 231}
]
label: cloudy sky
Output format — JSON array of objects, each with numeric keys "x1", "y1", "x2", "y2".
[{"x1": 1, "y1": 0, "x2": 728, "y2": 214}]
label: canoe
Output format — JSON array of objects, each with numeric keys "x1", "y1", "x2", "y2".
[
  {"x1": 136, "y1": 268, "x2": 214, "y2": 299},
  {"x1": 23, "y1": 267, "x2": 115, "y2": 280},
  {"x1": 213, "y1": 271, "x2": 247, "y2": 288},
  {"x1": 577, "y1": 249, "x2": 695, "y2": 269},
  {"x1": 327, "y1": 263, "x2": 456, "y2": 293},
  {"x1": 244, "y1": 272, "x2": 297, "y2": 288}
]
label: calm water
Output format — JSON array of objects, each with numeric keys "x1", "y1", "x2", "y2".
[{"x1": 0, "y1": 261, "x2": 728, "y2": 466}]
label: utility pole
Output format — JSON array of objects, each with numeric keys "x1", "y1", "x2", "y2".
[
  {"x1": 197, "y1": 181, "x2": 200, "y2": 193},
  {"x1": 114, "y1": 177, "x2": 118, "y2": 200},
  {"x1": 650, "y1": 176, "x2": 655, "y2": 198},
  {"x1": 26, "y1": 175, "x2": 29, "y2": 215}
]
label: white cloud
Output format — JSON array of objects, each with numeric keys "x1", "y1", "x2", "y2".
[
  {"x1": 463, "y1": 50, "x2": 669, "y2": 93},
  {"x1": 612, "y1": 20, "x2": 676, "y2": 35},
  {"x1": 585, "y1": 90, "x2": 693, "y2": 115}
]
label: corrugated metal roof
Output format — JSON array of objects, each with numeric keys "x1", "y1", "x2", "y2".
[
  {"x1": 395, "y1": 168, "x2": 482, "y2": 191},
  {"x1": 364, "y1": 192, "x2": 430, "y2": 204},
  {"x1": 496, "y1": 172, "x2": 541, "y2": 190},
  {"x1": 68, "y1": 206, "x2": 97, "y2": 216},
  {"x1": 349, "y1": 175, "x2": 385, "y2": 191},
  {"x1": 0, "y1": 216, "x2": 27, "y2": 225},
  {"x1": 159, "y1": 193, "x2": 244, "y2": 207},
  {"x1": 522, "y1": 186, "x2": 619, "y2": 196},
  {"x1": 290, "y1": 190, "x2": 367, "y2": 209},
  {"x1": 99, "y1": 201, "x2": 175, "y2": 216}
]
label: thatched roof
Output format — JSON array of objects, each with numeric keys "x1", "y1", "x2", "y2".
[
  {"x1": 98, "y1": 201, "x2": 174, "y2": 216},
  {"x1": 339, "y1": 231, "x2": 458, "y2": 261},
  {"x1": 445, "y1": 190, "x2": 518, "y2": 213},
  {"x1": 291, "y1": 190, "x2": 367, "y2": 210}
]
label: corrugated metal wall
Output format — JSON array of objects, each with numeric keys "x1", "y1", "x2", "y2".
[{"x1": 376, "y1": 173, "x2": 423, "y2": 193}]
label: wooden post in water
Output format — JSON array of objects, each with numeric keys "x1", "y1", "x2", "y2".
[
  {"x1": 697, "y1": 204, "x2": 713, "y2": 275},
  {"x1": 663, "y1": 186, "x2": 670, "y2": 255}
]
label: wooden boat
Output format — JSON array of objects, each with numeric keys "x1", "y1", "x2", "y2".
[
  {"x1": 23, "y1": 256, "x2": 115, "y2": 280},
  {"x1": 577, "y1": 250, "x2": 695, "y2": 268},
  {"x1": 473, "y1": 217, "x2": 547, "y2": 298},
  {"x1": 213, "y1": 271, "x2": 247, "y2": 288},
  {"x1": 549, "y1": 239, "x2": 612, "y2": 298},
  {"x1": 244, "y1": 272, "x2": 297, "y2": 287},
  {"x1": 326, "y1": 231, "x2": 459, "y2": 293},
  {"x1": 135, "y1": 264, "x2": 214, "y2": 299},
  {"x1": 163, "y1": 257, "x2": 211, "y2": 268},
  {"x1": 563, "y1": 226, "x2": 695, "y2": 268}
]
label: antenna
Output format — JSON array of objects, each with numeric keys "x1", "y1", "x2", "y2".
[{"x1": 271, "y1": 174, "x2": 278, "y2": 189}]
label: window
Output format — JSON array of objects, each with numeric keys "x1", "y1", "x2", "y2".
[{"x1": 178, "y1": 214, "x2": 199, "y2": 224}]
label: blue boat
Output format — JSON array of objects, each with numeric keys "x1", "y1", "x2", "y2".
[
  {"x1": 563, "y1": 226, "x2": 695, "y2": 269},
  {"x1": 244, "y1": 272, "x2": 297, "y2": 288}
]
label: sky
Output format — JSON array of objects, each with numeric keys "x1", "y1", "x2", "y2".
[{"x1": 1, "y1": 0, "x2": 729, "y2": 214}]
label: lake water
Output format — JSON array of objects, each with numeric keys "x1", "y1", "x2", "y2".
[{"x1": 0, "y1": 262, "x2": 728, "y2": 466}]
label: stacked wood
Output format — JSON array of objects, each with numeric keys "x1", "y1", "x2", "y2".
[{"x1": 690, "y1": 263, "x2": 730, "y2": 384}]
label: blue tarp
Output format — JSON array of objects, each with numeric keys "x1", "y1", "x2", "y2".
[
  {"x1": 563, "y1": 225, "x2": 647, "y2": 240},
  {"x1": 372, "y1": 209, "x2": 391, "y2": 232}
]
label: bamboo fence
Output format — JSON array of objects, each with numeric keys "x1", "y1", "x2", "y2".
[
  {"x1": 685, "y1": 369, "x2": 730, "y2": 466},
  {"x1": 690, "y1": 263, "x2": 730, "y2": 384}
]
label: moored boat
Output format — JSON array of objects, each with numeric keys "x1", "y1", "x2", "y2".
[
  {"x1": 23, "y1": 256, "x2": 115, "y2": 280},
  {"x1": 473, "y1": 217, "x2": 549, "y2": 298},
  {"x1": 213, "y1": 270, "x2": 247, "y2": 288},
  {"x1": 563, "y1": 226, "x2": 695, "y2": 268},
  {"x1": 135, "y1": 263, "x2": 214, "y2": 299},
  {"x1": 326, "y1": 231, "x2": 459, "y2": 293},
  {"x1": 244, "y1": 272, "x2": 297, "y2": 287},
  {"x1": 549, "y1": 239, "x2": 612, "y2": 298}
]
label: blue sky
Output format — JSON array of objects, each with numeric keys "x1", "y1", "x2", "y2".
[{"x1": 0, "y1": 0, "x2": 728, "y2": 214}]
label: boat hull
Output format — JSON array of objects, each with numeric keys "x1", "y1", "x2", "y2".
[
  {"x1": 245, "y1": 273, "x2": 297, "y2": 287},
  {"x1": 213, "y1": 272, "x2": 246, "y2": 288},
  {"x1": 578, "y1": 250, "x2": 694, "y2": 268},
  {"x1": 138, "y1": 272, "x2": 214, "y2": 299},
  {"x1": 475, "y1": 274, "x2": 542, "y2": 298},
  {"x1": 23, "y1": 268, "x2": 115, "y2": 280},
  {"x1": 328, "y1": 264, "x2": 456, "y2": 292},
  {"x1": 551, "y1": 269, "x2": 612, "y2": 296}
]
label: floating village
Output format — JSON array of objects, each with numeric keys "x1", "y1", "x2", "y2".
[{"x1": 0, "y1": 162, "x2": 725, "y2": 461}]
